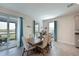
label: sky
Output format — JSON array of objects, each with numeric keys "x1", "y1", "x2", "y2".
[{"x1": 0, "y1": 22, "x2": 15, "y2": 30}]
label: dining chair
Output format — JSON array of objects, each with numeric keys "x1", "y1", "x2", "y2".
[
  {"x1": 36, "y1": 35, "x2": 48, "y2": 55},
  {"x1": 47, "y1": 33, "x2": 52, "y2": 48},
  {"x1": 22, "y1": 36, "x2": 36, "y2": 56},
  {"x1": 26, "y1": 36, "x2": 35, "y2": 46}
]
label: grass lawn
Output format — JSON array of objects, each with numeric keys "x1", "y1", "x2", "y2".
[
  {"x1": 0, "y1": 33, "x2": 16, "y2": 40},
  {"x1": 0, "y1": 29, "x2": 16, "y2": 40}
]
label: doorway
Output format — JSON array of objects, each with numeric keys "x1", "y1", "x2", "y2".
[
  {"x1": 49, "y1": 21, "x2": 57, "y2": 41},
  {"x1": 49, "y1": 22, "x2": 54, "y2": 40}
]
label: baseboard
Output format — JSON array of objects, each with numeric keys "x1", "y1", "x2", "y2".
[{"x1": 58, "y1": 40, "x2": 75, "y2": 46}]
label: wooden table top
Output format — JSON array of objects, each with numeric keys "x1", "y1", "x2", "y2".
[{"x1": 28, "y1": 38, "x2": 43, "y2": 46}]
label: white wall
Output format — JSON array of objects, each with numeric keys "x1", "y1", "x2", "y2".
[
  {"x1": 23, "y1": 17, "x2": 34, "y2": 38},
  {"x1": 43, "y1": 14, "x2": 76, "y2": 45},
  {"x1": 57, "y1": 15, "x2": 75, "y2": 45}
]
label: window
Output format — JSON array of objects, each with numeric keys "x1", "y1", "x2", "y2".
[
  {"x1": 35, "y1": 24, "x2": 39, "y2": 33},
  {"x1": 49, "y1": 22, "x2": 54, "y2": 37},
  {"x1": 0, "y1": 22, "x2": 7, "y2": 38}
]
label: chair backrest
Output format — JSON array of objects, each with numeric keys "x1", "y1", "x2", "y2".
[
  {"x1": 47, "y1": 33, "x2": 52, "y2": 44},
  {"x1": 42, "y1": 35, "x2": 48, "y2": 48},
  {"x1": 22, "y1": 36, "x2": 29, "y2": 49},
  {"x1": 26, "y1": 37, "x2": 32, "y2": 43}
]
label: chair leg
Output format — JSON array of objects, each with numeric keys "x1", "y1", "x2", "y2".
[
  {"x1": 42, "y1": 49, "x2": 45, "y2": 56},
  {"x1": 26, "y1": 51, "x2": 29, "y2": 56},
  {"x1": 49, "y1": 43, "x2": 52, "y2": 48},
  {"x1": 40, "y1": 50, "x2": 44, "y2": 56},
  {"x1": 51, "y1": 45, "x2": 52, "y2": 48},
  {"x1": 22, "y1": 48, "x2": 25, "y2": 56}
]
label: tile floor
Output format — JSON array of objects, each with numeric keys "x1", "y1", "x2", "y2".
[
  {"x1": 0, "y1": 42, "x2": 79, "y2": 56},
  {"x1": 0, "y1": 40, "x2": 17, "y2": 51}
]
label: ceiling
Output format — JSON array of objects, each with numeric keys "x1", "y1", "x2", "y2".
[{"x1": 0, "y1": 3, "x2": 79, "y2": 21}]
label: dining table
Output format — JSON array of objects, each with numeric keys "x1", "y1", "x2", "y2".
[
  {"x1": 28, "y1": 37, "x2": 43, "y2": 46},
  {"x1": 27, "y1": 37, "x2": 43, "y2": 53}
]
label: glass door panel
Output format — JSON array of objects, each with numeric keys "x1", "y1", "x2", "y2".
[
  {"x1": 8, "y1": 23, "x2": 16, "y2": 48},
  {"x1": 0, "y1": 21, "x2": 8, "y2": 50}
]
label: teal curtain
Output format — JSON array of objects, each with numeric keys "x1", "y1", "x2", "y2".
[
  {"x1": 19, "y1": 17, "x2": 23, "y2": 47},
  {"x1": 54, "y1": 21, "x2": 57, "y2": 41},
  {"x1": 33, "y1": 20, "x2": 35, "y2": 37}
]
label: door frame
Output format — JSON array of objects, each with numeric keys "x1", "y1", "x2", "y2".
[
  {"x1": 0, "y1": 17, "x2": 17, "y2": 50},
  {"x1": 48, "y1": 21, "x2": 57, "y2": 42}
]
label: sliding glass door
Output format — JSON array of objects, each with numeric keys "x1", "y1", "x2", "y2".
[{"x1": 0, "y1": 21, "x2": 17, "y2": 50}]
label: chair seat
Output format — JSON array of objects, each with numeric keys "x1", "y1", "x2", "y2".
[{"x1": 37, "y1": 45, "x2": 44, "y2": 49}]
